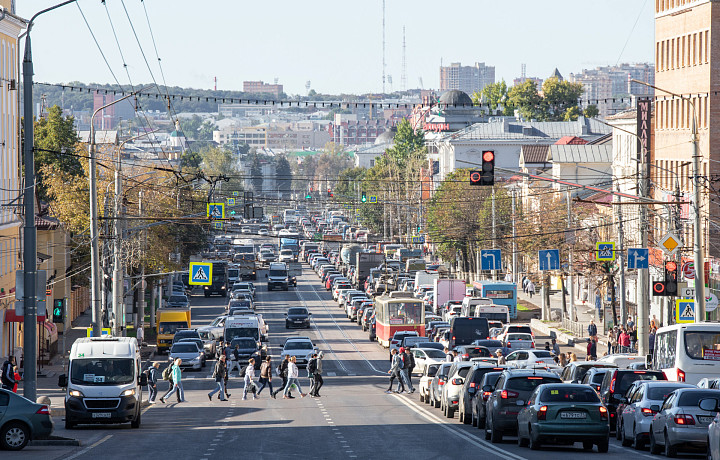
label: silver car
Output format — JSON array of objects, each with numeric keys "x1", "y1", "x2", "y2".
[
  {"x1": 707, "y1": 398, "x2": 720, "y2": 460},
  {"x1": 649, "y1": 388, "x2": 720, "y2": 456},
  {"x1": 618, "y1": 381, "x2": 693, "y2": 449},
  {"x1": 169, "y1": 342, "x2": 203, "y2": 370}
]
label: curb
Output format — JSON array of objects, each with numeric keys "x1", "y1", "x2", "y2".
[{"x1": 30, "y1": 436, "x2": 80, "y2": 447}]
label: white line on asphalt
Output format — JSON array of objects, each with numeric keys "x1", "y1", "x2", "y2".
[
  {"x1": 392, "y1": 395, "x2": 527, "y2": 460},
  {"x1": 64, "y1": 434, "x2": 113, "y2": 460}
]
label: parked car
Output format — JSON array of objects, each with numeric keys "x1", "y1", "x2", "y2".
[
  {"x1": 617, "y1": 381, "x2": 693, "y2": 450},
  {"x1": 0, "y1": 389, "x2": 53, "y2": 450},
  {"x1": 456, "y1": 364, "x2": 507, "y2": 425},
  {"x1": 428, "y1": 362, "x2": 454, "y2": 408},
  {"x1": 649, "y1": 388, "x2": 720, "y2": 456},
  {"x1": 484, "y1": 369, "x2": 562, "y2": 443},
  {"x1": 516, "y1": 383, "x2": 610, "y2": 452}
]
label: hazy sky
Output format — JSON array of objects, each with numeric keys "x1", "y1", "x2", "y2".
[{"x1": 19, "y1": 0, "x2": 654, "y2": 96}]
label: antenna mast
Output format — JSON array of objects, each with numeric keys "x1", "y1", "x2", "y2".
[
  {"x1": 401, "y1": 25, "x2": 407, "y2": 92},
  {"x1": 382, "y1": 0, "x2": 386, "y2": 94}
]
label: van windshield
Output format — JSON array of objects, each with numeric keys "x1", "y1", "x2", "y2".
[
  {"x1": 225, "y1": 327, "x2": 259, "y2": 341},
  {"x1": 269, "y1": 270, "x2": 287, "y2": 277},
  {"x1": 71, "y1": 358, "x2": 134, "y2": 385},
  {"x1": 159, "y1": 322, "x2": 187, "y2": 334}
]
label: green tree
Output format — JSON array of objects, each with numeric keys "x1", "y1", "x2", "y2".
[
  {"x1": 335, "y1": 166, "x2": 366, "y2": 199},
  {"x1": 179, "y1": 114, "x2": 202, "y2": 139},
  {"x1": 383, "y1": 119, "x2": 425, "y2": 169},
  {"x1": 200, "y1": 146, "x2": 238, "y2": 177},
  {"x1": 584, "y1": 105, "x2": 599, "y2": 118},
  {"x1": 198, "y1": 120, "x2": 217, "y2": 140},
  {"x1": 275, "y1": 154, "x2": 292, "y2": 197},
  {"x1": 180, "y1": 150, "x2": 202, "y2": 169},
  {"x1": 33, "y1": 105, "x2": 81, "y2": 200},
  {"x1": 563, "y1": 105, "x2": 582, "y2": 121},
  {"x1": 507, "y1": 80, "x2": 543, "y2": 121},
  {"x1": 542, "y1": 77, "x2": 585, "y2": 121},
  {"x1": 473, "y1": 80, "x2": 509, "y2": 112},
  {"x1": 250, "y1": 153, "x2": 263, "y2": 194}
]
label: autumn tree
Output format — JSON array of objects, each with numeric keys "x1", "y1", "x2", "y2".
[
  {"x1": 473, "y1": 80, "x2": 514, "y2": 115},
  {"x1": 33, "y1": 105, "x2": 81, "y2": 200}
]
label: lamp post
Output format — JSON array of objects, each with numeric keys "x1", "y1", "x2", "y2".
[
  {"x1": 19, "y1": 0, "x2": 78, "y2": 402},
  {"x1": 631, "y1": 79, "x2": 705, "y2": 322}
]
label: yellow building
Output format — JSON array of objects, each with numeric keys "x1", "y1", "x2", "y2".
[{"x1": 0, "y1": 2, "x2": 25, "y2": 358}]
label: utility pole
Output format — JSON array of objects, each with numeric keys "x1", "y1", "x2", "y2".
[
  {"x1": 138, "y1": 190, "x2": 145, "y2": 334},
  {"x1": 691, "y1": 114, "x2": 706, "y2": 321},
  {"x1": 112, "y1": 147, "x2": 123, "y2": 336},
  {"x1": 491, "y1": 186, "x2": 497, "y2": 280},
  {"x1": 512, "y1": 188, "x2": 518, "y2": 285},
  {"x1": 617, "y1": 187, "x2": 626, "y2": 327},
  {"x1": 567, "y1": 190, "x2": 575, "y2": 322}
]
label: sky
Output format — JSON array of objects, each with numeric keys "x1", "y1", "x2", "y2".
[{"x1": 18, "y1": 0, "x2": 655, "y2": 96}]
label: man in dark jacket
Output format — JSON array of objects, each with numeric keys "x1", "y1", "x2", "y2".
[
  {"x1": 147, "y1": 362, "x2": 160, "y2": 403},
  {"x1": 587, "y1": 320, "x2": 598, "y2": 339},
  {"x1": 208, "y1": 355, "x2": 228, "y2": 401},
  {"x1": 586, "y1": 338, "x2": 597, "y2": 361},
  {"x1": 1, "y1": 356, "x2": 17, "y2": 391},
  {"x1": 272, "y1": 355, "x2": 293, "y2": 398}
]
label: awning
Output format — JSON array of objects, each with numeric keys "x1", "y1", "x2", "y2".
[{"x1": 4, "y1": 309, "x2": 46, "y2": 323}]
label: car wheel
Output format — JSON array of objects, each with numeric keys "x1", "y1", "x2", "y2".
[
  {"x1": 419, "y1": 392, "x2": 425, "y2": 403},
  {"x1": 649, "y1": 430, "x2": 662, "y2": 455},
  {"x1": 621, "y1": 421, "x2": 632, "y2": 447},
  {"x1": 478, "y1": 409, "x2": 486, "y2": 429},
  {"x1": 485, "y1": 421, "x2": 492, "y2": 441},
  {"x1": 528, "y1": 426, "x2": 540, "y2": 450},
  {"x1": 518, "y1": 427, "x2": 529, "y2": 447},
  {"x1": 664, "y1": 432, "x2": 677, "y2": 458},
  {"x1": 131, "y1": 411, "x2": 141, "y2": 428},
  {"x1": 64, "y1": 417, "x2": 76, "y2": 430},
  {"x1": 447, "y1": 405, "x2": 454, "y2": 419},
  {"x1": 471, "y1": 411, "x2": 477, "y2": 427},
  {"x1": 707, "y1": 438, "x2": 712, "y2": 460},
  {"x1": 597, "y1": 438, "x2": 609, "y2": 453},
  {"x1": 0, "y1": 422, "x2": 30, "y2": 451},
  {"x1": 490, "y1": 422, "x2": 503, "y2": 443},
  {"x1": 633, "y1": 424, "x2": 645, "y2": 450},
  {"x1": 583, "y1": 440, "x2": 594, "y2": 450}
]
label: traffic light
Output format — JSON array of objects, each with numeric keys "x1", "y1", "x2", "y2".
[
  {"x1": 469, "y1": 170, "x2": 482, "y2": 186},
  {"x1": 305, "y1": 193, "x2": 312, "y2": 200},
  {"x1": 52, "y1": 298, "x2": 64, "y2": 323},
  {"x1": 665, "y1": 260, "x2": 678, "y2": 295},
  {"x1": 327, "y1": 189, "x2": 333, "y2": 197},
  {"x1": 652, "y1": 281, "x2": 668, "y2": 297},
  {"x1": 480, "y1": 150, "x2": 495, "y2": 186},
  {"x1": 361, "y1": 192, "x2": 367, "y2": 203}
]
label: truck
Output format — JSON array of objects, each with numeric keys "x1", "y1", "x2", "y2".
[
  {"x1": 59, "y1": 337, "x2": 146, "y2": 429},
  {"x1": 267, "y1": 262, "x2": 289, "y2": 291},
  {"x1": 398, "y1": 248, "x2": 422, "y2": 263},
  {"x1": 415, "y1": 270, "x2": 440, "y2": 289},
  {"x1": 234, "y1": 255, "x2": 257, "y2": 280},
  {"x1": 156, "y1": 307, "x2": 191, "y2": 353},
  {"x1": 355, "y1": 252, "x2": 384, "y2": 289},
  {"x1": 204, "y1": 261, "x2": 228, "y2": 297},
  {"x1": 434, "y1": 279, "x2": 467, "y2": 315},
  {"x1": 280, "y1": 238, "x2": 300, "y2": 260}
]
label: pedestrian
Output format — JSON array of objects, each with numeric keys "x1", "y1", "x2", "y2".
[
  {"x1": 528, "y1": 281, "x2": 535, "y2": 298},
  {"x1": 312, "y1": 351, "x2": 324, "y2": 397},
  {"x1": 398, "y1": 348, "x2": 414, "y2": 393},
  {"x1": 587, "y1": 320, "x2": 598, "y2": 339},
  {"x1": 257, "y1": 356, "x2": 275, "y2": 399},
  {"x1": 227, "y1": 344, "x2": 242, "y2": 375},
  {"x1": 386, "y1": 349, "x2": 405, "y2": 393},
  {"x1": 444, "y1": 347, "x2": 453, "y2": 362},
  {"x1": 586, "y1": 338, "x2": 597, "y2": 361},
  {"x1": 551, "y1": 338, "x2": 561, "y2": 356},
  {"x1": 208, "y1": 355, "x2": 229, "y2": 401},
  {"x1": 649, "y1": 328, "x2": 656, "y2": 356},
  {"x1": 630, "y1": 326, "x2": 638, "y2": 351},
  {"x1": 1, "y1": 356, "x2": 17, "y2": 391},
  {"x1": 619, "y1": 329, "x2": 630, "y2": 353},
  {"x1": 160, "y1": 358, "x2": 186, "y2": 403},
  {"x1": 627, "y1": 315, "x2": 635, "y2": 330},
  {"x1": 405, "y1": 348, "x2": 415, "y2": 388},
  {"x1": 544, "y1": 342, "x2": 551, "y2": 351},
  {"x1": 147, "y1": 362, "x2": 160, "y2": 403},
  {"x1": 242, "y1": 358, "x2": 258, "y2": 400},
  {"x1": 558, "y1": 353, "x2": 568, "y2": 367},
  {"x1": 160, "y1": 358, "x2": 181, "y2": 403},
  {"x1": 273, "y1": 355, "x2": 292, "y2": 399},
  {"x1": 569, "y1": 352, "x2": 577, "y2": 362},
  {"x1": 12, "y1": 366, "x2": 20, "y2": 393},
  {"x1": 608, "y1": 331, "x2": 618, "y2": 355},
  {"x1": 650, "y1": 314, "x2": 660, "y2": 330},
  {"x1": 495, "y1": 349, "x2": 506, "y2": 365},
  {"x1": 282, "y1": 356, "x2": 306, "y2": 399}
]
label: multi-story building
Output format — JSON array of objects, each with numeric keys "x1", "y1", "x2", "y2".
[
  {"x1": 243, "y1": 81, "x2": 284, "y2": 98},
  {"x1": 439, "y1": 62, "x2": 495, "y2": 96},
  {"x1": 213, "y1": 121, "x2": 331, "y2": 150},
  {"x1": 569, "y1": 63, "x2": 655, "y2": 117},
  {"x1": 0, "y1": 2, "x2": 25, "y2": 359},
  {"x1": 328, "y1": 114, "x2": 389, "y2": 146}
]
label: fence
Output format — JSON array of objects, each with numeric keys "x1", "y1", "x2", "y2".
[
  {"x1": 561, "y1": 318, "x2": 585, "y2": 338},
  {"x1": 70, "y1": 286, "x2": 90, "y2": 323}
]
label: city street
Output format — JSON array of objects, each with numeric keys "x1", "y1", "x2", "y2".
[{"x1": 3, "y1": 263, "x2": 704, "y2": 460}]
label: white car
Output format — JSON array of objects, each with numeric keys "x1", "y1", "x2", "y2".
[
  {"x1": 410, "y1": 348, "x2": 447, "y2": 375},
  {"x1": 504, "y1": 350, "x2": 556, "y2": 369},
  {"x1": 503, "y1": 333, "x2": 535, "y2": 351},
  {"x1": 258, "y1": 228, "x2": 269, "y2": 236},
  {"x1": 280, "y1": 337, "x2": 317, "y2": 368},
  {"x1": 279, "y1": 249, "x2": 294, "y2": 262},
  {"x1": 443, "y1": 305, "x2": 463, "y2": 322},
  {"x1": 419, "y1": 363, "x2": 441, "y2": 404}
]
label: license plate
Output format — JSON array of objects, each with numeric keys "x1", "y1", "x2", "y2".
[
  {"x1": 295, "y1": 320, "x2": 303, "y2": 323},
  {"x1": 91, "y1": 412, "x2": 111, "y2": 419},
  {"x1": 699, "y1": 416, "x2": 714, "y2": 424},
  {"x1": 560, "y1": 411, "x2": 587, "y2": 419}
]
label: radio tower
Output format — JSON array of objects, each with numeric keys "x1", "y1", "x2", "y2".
[
  {"x1": 382, "y1": 0, "x2": 386, "y2": 94},
  {"x1": 401, "y1": 26, "x2": 407, "y2": 92}
]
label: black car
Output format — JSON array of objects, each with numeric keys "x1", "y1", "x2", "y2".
[
  {"x1": 599, "y1": 368, "x2": 666, "y2": 432},
  {"x1": 457, "y1": 365, "x2": 507, "y2": 425},
  {"x1": 229, "y1": 337, "x2": 262, "y2": 369},
  {"x1": 581, "y1": 367, "x2": 613, "y2": 393},
  {"x1": 472, "y1": 371, "x2": 504, "y2": 429},
  {"x1": 285, "y1": 307, "x2": 312, "y2": 329}
]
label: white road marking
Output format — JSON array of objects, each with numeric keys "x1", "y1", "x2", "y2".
[{"x1": 64, "y1": 434, "x2": 113, "y2": 460}]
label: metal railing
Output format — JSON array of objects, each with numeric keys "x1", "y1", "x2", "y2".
[{"x1": 561, "y1": 318, "x2": 585, "y2": 338}]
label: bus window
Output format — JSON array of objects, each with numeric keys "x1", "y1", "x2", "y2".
[
  {"x1": 484, "y1": 289, "x2": 514, "y2": 299},
  {"x1": 684, "y1": 331, "x2": 720, "y2": 360},
  {"x1": 388, "y1": 302, "x2": 422, "y2": 325}
]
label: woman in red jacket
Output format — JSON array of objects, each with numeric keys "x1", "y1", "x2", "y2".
[{"x1": 12, "y1": 366, "x2": 20, "y2": 393}]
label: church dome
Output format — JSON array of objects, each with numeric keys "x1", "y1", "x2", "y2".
[
  {"x1": 438, "y1": 90, "x2": 473, "y2": 107},
  {"x1": 374, "y1": 128, "x2": 395, "y2": 145}
]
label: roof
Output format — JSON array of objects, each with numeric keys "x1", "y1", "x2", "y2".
[
  {"x1": 445, "y1": 117, "x2": 611, "y2": 142},
  {"x1": 519, "y1": 145, "x2": 550, "y2": 164},
  {"x1": 549, "y1": 68, "x2": 564, "y2": 81},
  {"x1": 547, "y1": 144, "x2": 612, "y2": 163},
  {"x1": 374, "y1": 128, "x2": 396, "y2": 145},
  {"x1": 555, "y1": 136, "x2": 588, "y2": 145},
  {"x1": 35, "y1": 215, "x2": 59, "y2": 230},
  {"x1": 588, "y1": 133, "x2": 612, "y2": 145},
  {"x1": 438, "y1": 90, "x2": 473, "y2": 107},
  {"x1": 71, "y1": 337, "x2": 138, "y2": 359}
]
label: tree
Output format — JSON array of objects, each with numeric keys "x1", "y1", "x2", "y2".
[
  {"x1": 180, "y1": 150, "x2": 202, "y2": 169},
  {"x1": 473, "y1": 80, "x2": 510, "y2": 113},
  {"x1": 200, "y1": 146, "x2": 238, "y2": 177},
  {"x1": 275, "y1": 154, "x2": 292, "y2": 197},
  {"x1": 507, "y1": 80, "x2": 543, "y2": 121},
  {"x1": 584, "y1": 105, "x2": 599, "y2": 118},
  {"x1": 33, "y1": 105, "x2": 81, "y2": 200},
  {"x1": 179, "y1": 115, "x2": 202, "y2": 139},
  {"x1": 542, "y1": 77, "x2": 585, "y2": 121},
  {"x1": 250, "y1": 153, "x2": 263, "y2": 194},
  {"x1": 563, "y1": 105, "x2": 582, "y2": 121},
  {"x1": 198, "y1": 120, "x2": 217, "y2": 141}
]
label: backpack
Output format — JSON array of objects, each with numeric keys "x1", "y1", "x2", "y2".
[
  {"x1": 238, "y1": 365, "x2": 247, "y2": 378},
  {"x1": 162, "y1": 364, "x2": 173, "y2": 381},
  {"x1": 307, "y1": 358, "x2": 317, "y2": 375},
  {"x1": 406, "y1": 352, "x2": 415, "y2": 369},
  {"x1": 398, "y1": 353, "x2": 407, "y2": 370},
  {"x1": 233, "y1": 349, "x2": 240, "y2": 361}
]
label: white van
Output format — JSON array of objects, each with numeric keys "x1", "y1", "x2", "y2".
[
  {"x1": 59, "y1": 337, "x2": 146, "y2": 429},
  {"x1": 652, "y1": 322, "x2": 720, "y2": 384},
  {"x1": 460, "y1": 296, "x2": 493, "y2": 317}
]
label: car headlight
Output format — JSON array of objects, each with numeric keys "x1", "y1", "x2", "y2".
[
  {"x1": 69, "y1": 389, "x2": 84, "y2": 398},
  {"x1": 121, "y1": 388, "x2": 136, "y2": 397}
]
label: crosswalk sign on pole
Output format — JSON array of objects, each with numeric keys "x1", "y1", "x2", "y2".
[
  {"x1": 207, "y1": 203, "x2": 225, "y2": 219},
  {"x1": 189, "y1": 262, "x2": 213, "y2": 285},
  {"x1": 227, "y1": 198, "x2": 235, "y2": 206},
  {"x1": 676, "y1": 299, "x2": 695, "y2": 323},
  {"x1": 596, "y1": 242, "x2": 616, "y2": 261}
]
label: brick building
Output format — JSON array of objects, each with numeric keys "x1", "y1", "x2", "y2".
[{"x1": 243, "y1": 81, "x2": 284, "y2": 98}]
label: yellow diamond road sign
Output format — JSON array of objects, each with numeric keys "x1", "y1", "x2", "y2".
[{"x1": 659, "y1": 232, "x2": 681, "y2": 256}]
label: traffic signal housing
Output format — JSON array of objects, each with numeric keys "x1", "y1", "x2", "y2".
[
  {"x1": 652, "y1": 281, "x2": 668, "y2": 297},
  {"x1": 469, "y1": 170, "x2": 482, "y2": 186},
  {"x1": 481, "y1": 150, "x2": 495, "y2": 186},
  {"x1": 327, "y1": 189, "x2": 333, "y2": 197},
  {"x1": 52, "y1": 298, "x2": 65, "y2": 323},
  {"x1": 361, "y1": 192, "x2": 367, "y2": 203},
  {"x1": 664, "y1": 260, "x2": 678, "y2": 296}
]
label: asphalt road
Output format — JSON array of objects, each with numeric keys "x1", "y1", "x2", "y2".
[{"x1": 6, "y1": 244, "x2": 706, "y2": 459}]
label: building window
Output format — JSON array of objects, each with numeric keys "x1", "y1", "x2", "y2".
[
  {"x1": 693, "y1": 33, "x2": 697, "y2": 65},
  {"x1": 671, "y1": 38, "x2": 675, "y2": 69},
  {"x1": 370, "y1": 160, "x2": 375, "y2": 167},
  {"x1": 705, "y1": 31, "x2": 709, "y2": 64},
  {"x1": 699, "y1": 32, "x2": 703, "y2": 63}
]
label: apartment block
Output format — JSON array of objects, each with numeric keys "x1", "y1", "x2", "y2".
[{"x1": 439, "y1": 62, "x2": 495, "y2": 96}]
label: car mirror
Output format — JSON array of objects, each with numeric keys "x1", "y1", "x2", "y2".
[
  {"x1": 308, "y1": 312, "x2": 312, "y2": 316},
  {"x1": 650, "y1": 404, "x2": 660, "y2": 413},
  {"x1": 139, "y1": 373, "x2": 148, "y2": 387},
  {"x1": 482, "y1": 385, "x2": 493, "y2": 392},
  {"x1": 699, "y1": 398, "x2": 720, "y2": 412},
  {"x1": 284, "y1": 313, "x2": 288, "y2": 316},
  {"x1": 612, "y1": 394, "x2": 625, "y2": 403},
  {"x1": 58, "y1": 374, "x2": 68, "y2": 388}
]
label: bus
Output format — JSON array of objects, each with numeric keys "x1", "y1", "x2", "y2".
[
  {"x1": 473, "y1": 305, "x2": 510, "y2": 324},
  {"x1": 374, "y1": 294, "x2": 425, "y2": 347},
  {"x1": 652, "y1": 322, "x2": 720, "y2": 384},
  {"x1": 283, "y1": 209, "x2": 297, "y2": 224},
  {"x1": 471, "y1": 280, "x2": 518, "y2": 319}
]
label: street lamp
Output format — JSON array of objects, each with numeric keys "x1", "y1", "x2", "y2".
[
  {"x1": 20, "y1": 0, "x2": 78, "y2": 402},
  {"x1": 631, "y1": 79, "x2": 705, "y2": 322}
]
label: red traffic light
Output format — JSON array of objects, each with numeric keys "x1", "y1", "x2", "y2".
[
  {"x1": 469, "y1": 171, "x2": 482, "y2": 185},
  {"x1": 483, "y1": 150, "x2": 495, "y2": 162},
  {"x1": 652, "y1": 281, "x2": 667, "y2": 295},
  {"x1": 665, "y1": 261, "x2": 677, "y2": 272}
]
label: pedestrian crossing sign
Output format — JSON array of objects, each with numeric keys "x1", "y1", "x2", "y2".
[
  {"x1": 232, "y1": 191, "x2": 239, "y2": 197},
  {"x1": 596, "y1": 242, "x2": 616, "y2": 261},
  {"x1": 189, "y1": 262, "x2": 213, "y2": 285},
  {"x1": 213, "y1": 222, "x2": 224, "y2": 230},
  {"x1": 676, "y1": 299, "x2": 695, "y2": 323},
  {"x1": 207, "y1": 203, "x2": 225, "y2": 219},
  {"x1": 227, "y1": 198, "x2": 235, "y2": 206},
  {"x1": 369, "y1": 195, "x2": 377, "y2": 203}
]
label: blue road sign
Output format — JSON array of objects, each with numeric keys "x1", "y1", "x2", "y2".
[
  {"x1": 232, "y1": 191, "x2": 239, "y2": 197},
  {"x1": 627, "y1": 248, "x2": 649, "y2": 269},
  {"x1": 207, "y1": 203, "x2": 225, "y2": 219},
  {"x1": 596, "y1": 242, "x2": 616, "y2": 261},
  {"x1": 412, "y1": 236, "x2": 425, "y2": 244},
  {"x1": 189, "y1": 262, "x2": 213, "y2": 286},
  {"x1": 539, "y1": 249, "x2": 560, "y2": 271},
  {"x1": 369, "y1": 195, "x2": 378, "y2": 203},
  {"x1": 676, "y1": 299, "x2": 695, "y2": 323},
  {"x1": 480, "y1": 249, "x2": 502, "y2": 271},
  {"x1": 227, "y1": 198, "x2": 235, "y2": 206}
]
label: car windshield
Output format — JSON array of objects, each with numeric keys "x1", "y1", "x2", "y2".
[
  {"x1": 285, "y1": 341, "x2": 313, "y2": 350},
  {"x1": 269, "y1": 270, "x2": 286, "y2": 277},
  {"x1": 172, "y1": 344, "x2": 198, "y2": 353},
  {"x1": 225, "y1": 327, "x2": 259, "y2": 341},
  {"x1": 288, "y1": 308, "x2": 308, "y2": 315},
  {"x1": 231, "y1": 339, "x2": 257, "y2": 349},
  {"x1": 648, "y1": 386, "x2": 685, "y2": 400},
  {"x1": 507, "y1": 376, "x2": 562, "y2": 391},
  {"x1": 678, "y1": 390, "x2": 720, "y2": 407},
  {"x1": 169, "y1": 296, "x2": 187, "y2": 303},
  {"x1": 532, "y1": 351, "x2": 553, "y2": 358},
  {"x1": 198, "y1": 331, "x2": 211, "y2": 340},
  {"x1": 159, "y1": 322, "x2": 187, "y2": 334},
  {"x1": 71, "y1": 358, "x2": 134, "y2": 385},
  {"x1": 425, "y1": 349, "x2": 447, "y2": 359},
  {"x1": 387, "y1": 301, "x2": 423, "y2": 324},
  {"x1": 541, "y1": 387, "x2": 601, "y2": 403},
  {"x1": 684, "y1": 331, "x2": 720, "y2": 360}
]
